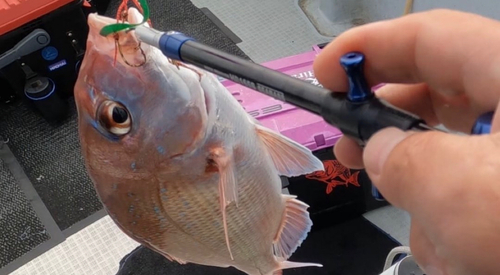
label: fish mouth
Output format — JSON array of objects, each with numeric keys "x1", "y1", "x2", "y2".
[
  {"x1": 87, "y1": 8, "x2": 145, "y2": 48},
  {"x1": 88, "y1": 7, "x2": 145, "y2": 31},
  {"x1": 87, "y1": 13, "x2": 116, "y2": 31}
]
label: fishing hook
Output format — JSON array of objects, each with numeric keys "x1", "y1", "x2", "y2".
[
  {"x1": 115, "y1": 38, "x2": 147, "y2": 67},
  {"x1": 112, "y1": 7, "x2": 147, "y2": 67}
]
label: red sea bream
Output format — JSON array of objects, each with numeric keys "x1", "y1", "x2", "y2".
[{"x1": 74, "y1": 8, "x2": 325, "y2": 275}]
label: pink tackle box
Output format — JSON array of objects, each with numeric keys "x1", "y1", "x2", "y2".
[
  {"x1": 219, "y1": 44, "x2": 343, "y2": 151},
  {"x1": 219, "y1": 44, "x2": 388, "y2": 229}
]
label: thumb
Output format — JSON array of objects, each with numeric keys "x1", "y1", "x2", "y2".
[{"x1": 362, "y1": 126, "x2": 500, "y2": 211}]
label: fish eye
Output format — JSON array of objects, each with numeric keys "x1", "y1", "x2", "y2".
[{"x1": 98, "y1": 100, "x2": 131, "y2": 136}]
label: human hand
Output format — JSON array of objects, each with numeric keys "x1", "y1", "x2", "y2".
[{"x1": 313, "y1": 9, "x2": 500, "y2": 275}]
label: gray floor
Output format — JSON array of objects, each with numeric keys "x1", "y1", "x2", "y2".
[
  {"x1": 190, "y1": 0, "x2": 331, "y2": 63},
  {"x1": 9, "y1": 216, "x2": 139, "y2": 275},
  {"x1": 363, "y1": 206, "x2": 411, "y2": 246}
]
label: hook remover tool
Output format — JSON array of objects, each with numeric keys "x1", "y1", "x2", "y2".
[{"x1": 134, "y1": 26, "x2": 494, "y2": 201}]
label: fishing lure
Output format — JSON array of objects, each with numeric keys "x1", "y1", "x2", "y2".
[
  {"x1": 99, "y1": 0, "x2": 150, "y2": 66},
  {"x1": 99, "y1": 0, "x2": 197, "y2": 74},
  {"x1": 100, "y1": 0, "x2": 150, "y2": 36}
]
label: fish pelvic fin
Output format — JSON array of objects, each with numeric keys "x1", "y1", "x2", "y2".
[
  {"x1": 272, "y1": 194, "x2": 313, "y2": 260},
  {"x1": 267, "y1": 260, "x2": 323, "y2": 275},
  {"x1": 208, "y1": 147, "x2": 237, "y2": 260},
  {"x1": 255, "y1": 125, "x2": 324, "y2": 177}
]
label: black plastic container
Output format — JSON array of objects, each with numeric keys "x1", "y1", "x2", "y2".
[
  {"x1": 286, "y1": 146, "x2": 388, "y2": 230},
  {"x1": 0, "y1": 71, "x2": 17, "y2": 104},
  {"x1": 0, "y1": 0, "x2": 91, "y2": 120},
  {"x1": 85, "y1": 0, "x2": 111, "y2": 14},
  {"x1": 24, "y1": 75, "x2": 69, "y2": 122}
]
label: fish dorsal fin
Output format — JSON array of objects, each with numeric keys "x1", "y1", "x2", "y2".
[
  {"x1": 255, "y1": 125, "x2": 324, "y2": 177},
  {"x1": 272, "y1": 195, "x2": 318, "y2": 261},
  {"x1": 208, "y1": 147, "x2": 237, "y2": 260}
]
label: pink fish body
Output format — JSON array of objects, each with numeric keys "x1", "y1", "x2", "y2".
[{"x1": 74, "y1": 8, "x2": 324, "y2": 275}]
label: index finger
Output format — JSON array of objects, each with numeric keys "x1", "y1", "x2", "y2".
[{"x1": 313, "y1": 9, "x2": 500, "y2": 111}]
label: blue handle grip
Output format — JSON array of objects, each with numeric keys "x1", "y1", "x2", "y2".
[
  {"x1": 340, "y1": 53, "x2": 373, "y2": 102},
  {"x1": 339, "y1": 52, "x2": 494, "y2": 201},
  {"x1": 158, "y1": 31, "x2": 194, "y2": 61},
  {"x1": 471, "y1": 111, "x2": 494, "y2": 135}
]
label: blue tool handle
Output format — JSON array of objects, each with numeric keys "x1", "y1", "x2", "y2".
[
  {"x1": 158, "y1": 31, "x2": 194, "y2": 61},
  {"x1": 471, "y1": 111, "x2": 494, "y2": 135},
  {"x1": 339, "y1": 52, "x2": 494, "y2": 201}
]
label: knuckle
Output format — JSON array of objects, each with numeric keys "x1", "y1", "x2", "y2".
[{"x1": 426, "y1": 8, "x2": 462, "y2": 18}]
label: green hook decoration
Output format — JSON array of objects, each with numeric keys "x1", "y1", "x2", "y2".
[{"x1": 99, "y1": 0, "x2": 150, "y2": 36}]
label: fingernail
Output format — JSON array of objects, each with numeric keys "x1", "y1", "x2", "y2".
[
  {"x1": 423, "y1": 265, "x2": 443, "y2": 275},
  {"x1": 363, "y1": 127, "x2": 410, "y2": 176}
]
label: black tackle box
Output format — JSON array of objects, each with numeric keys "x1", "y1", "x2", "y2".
[{"x1": 285, "y1": 146, "x2": 388, "y2": 230}]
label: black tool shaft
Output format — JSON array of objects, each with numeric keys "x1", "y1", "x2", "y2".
[
  {"x1": 179, "y1": 41, "x2": 328, "y2": 115},
  {"x1": 321, "y1": 93, "x2": 428, "y2": 143},
  {"x1": 177, "y1": 40, "x2": 435, "y2": 143}
]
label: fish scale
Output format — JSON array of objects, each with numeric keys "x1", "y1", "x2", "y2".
[
  {"x1": 159, "y1": 156, "x2": 281, "y2": 261},
  {"x1": 75, "y1": 8, "x2": 325, "y2": 275}
]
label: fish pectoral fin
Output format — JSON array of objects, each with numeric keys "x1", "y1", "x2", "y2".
[
  {"x1": 208, "y1": 147, "x2": 238, "y2": 207},
  {"x1": 208, "y1": 147, "x2": 237, "y2": 260},
  {"x1": 255, "y1": 125, "x2": 324, "y2": 177},
  {"x1": 272, "y1": 195, "x2": 314, "y2": 260}
]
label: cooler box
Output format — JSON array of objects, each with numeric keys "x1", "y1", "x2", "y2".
[
  {"x1": 221, "y1": 44, "x2": 387, "y2": 229},
  {"x1": 0, "y1": 0, "x2": 92, "y2": 121}
]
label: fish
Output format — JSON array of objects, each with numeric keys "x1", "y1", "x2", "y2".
[{"x1": 74, "y1": 8, "x2": 325, "y2": 275}]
